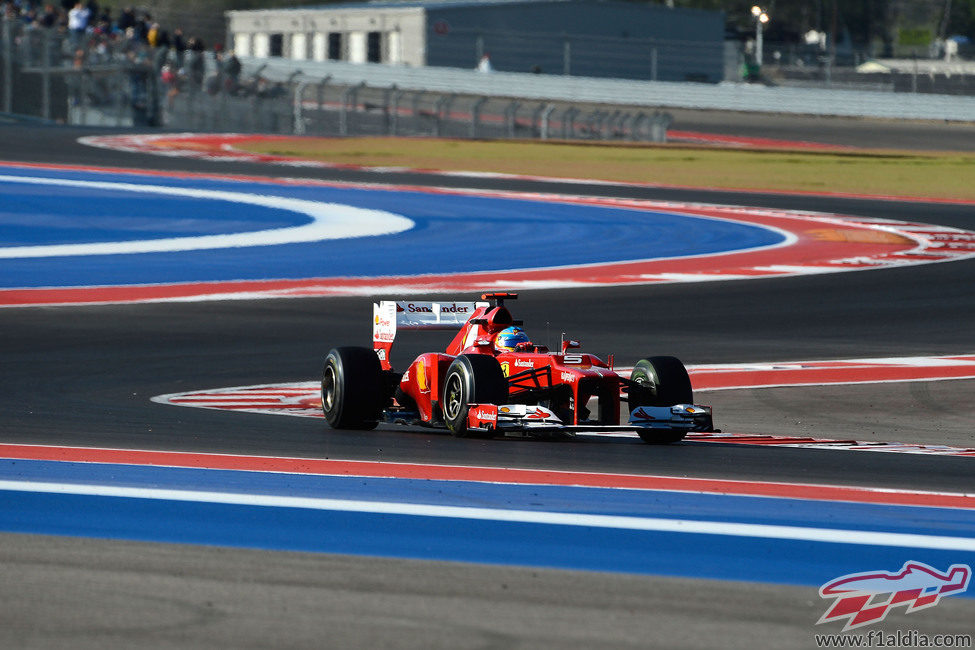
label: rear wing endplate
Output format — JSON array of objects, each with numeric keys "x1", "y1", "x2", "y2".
[{"x1": 373, "y1": 300, "x2": 485, "y2": 368}]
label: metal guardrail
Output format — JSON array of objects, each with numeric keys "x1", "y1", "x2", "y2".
[
  {"x1": 164, "y1": 74, "x2": 672, "y2": 142},
  {"x1": 282, "y1": 80, "x2": 671, "y2": 141},
  {"x1": 242, "y1": 56, "x2": 975, "y2": 123}
]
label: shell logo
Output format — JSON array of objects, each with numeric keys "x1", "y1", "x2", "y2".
[{"x1": 416, "y1": 363, "x2": 428, "y2": 391}]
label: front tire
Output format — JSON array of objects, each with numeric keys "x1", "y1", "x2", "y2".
[
  {"x1": 629, "y1": 355, "x2": 693, "y2": 444},
  {"x1": 442, "y1": 354, "x2": 508, "y2": 437},
  {"x1": 321, "y1": 347, "x2": 384, "y2": 430}
]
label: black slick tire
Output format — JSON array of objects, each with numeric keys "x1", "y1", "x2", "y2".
[
  {"x1": 441, "y1": 354, "x2": 508, "y2": 437},
  {"x1": 629, "y1": 355, "x2": 693, "y2": 444},
  {"x1": 321, "y1": 346, "x2": 384, "y2": 430}
]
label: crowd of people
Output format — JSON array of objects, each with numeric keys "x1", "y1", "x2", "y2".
[{"x1": 2, "y1": 1, "x2": 244, "y2": 99}]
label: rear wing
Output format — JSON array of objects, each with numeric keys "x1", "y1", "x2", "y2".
[{"x1": 373, "y1": 300, "x2": 485, "y2": 368}]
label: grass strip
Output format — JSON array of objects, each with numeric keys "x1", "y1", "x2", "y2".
[{"x1": 236, "y1": 137, "x2": 975, "y2": 201}]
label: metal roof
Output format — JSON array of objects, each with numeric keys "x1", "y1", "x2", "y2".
[{"x1": 243, "y1": 0, "x2": 579, "y2": 13}]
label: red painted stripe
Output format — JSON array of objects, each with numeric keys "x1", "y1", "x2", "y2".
[
  {"x1": 1, "y1": 443, "x2": 973, "y2": 510},
  {"x1": 667, "y1": 130, "x2": 855, "y2": 151},
  {"x1": 693, "y1": 365, "x2": 975, "y2": 390}
]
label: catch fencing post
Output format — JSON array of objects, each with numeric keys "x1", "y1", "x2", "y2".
[
  {"x1": 316, "y1": 75, "x2": 331, "y2": 135},
  {"x1": 381, "y1": 85, "x2": 393, "y2": 134},
  {"x1": 78, "y1": 70, "x2": 89, "y2": 124},
  {"x1": 340, "y1": 81, "x2": 365, "y2": 135},
  {"x1": 607, "y1": 111, "x2": 623, "y2": 138},
  {"x1": 530, "y1": 103, "x2": 542, "y2": 137},
  {"x1": 316, "y1": 74, "x2": 330, "y2": 111},
  {"x1": 650, "y1": 111, "x2": 671, "y2": 142},
  {"x1": 539, "y1": 103, "x2": 555, "y2": 140},
  {"x1": 435, "y1": 93, "x2": 454, "y2": 137},
  {"x1": 339, "y1": 84, "x2": 354, "y2": 135},
  {"x1": 620, "y1": 112, "x2": 634, "y2": 141},
  {"x1": 2, "y1": 17, "x2": 12, "y2": 113},
  {"x1": 631, "y1": 112, "x2": 643, "y2": 140},
  {"x1": 391, "y1": 87, "x2": 404, "y2": 135},
  {"x1": 504, "y1": 100, "x2": 519, "y2": 138},
  {"x1": 562, "y1": 106, "x2": 578, "y2": 139},
  {"x1": 293, "y1": 79, "x2": 307, "y2": 134},
  {"x1": 470, "y1": 96, "x2": 487, "y2": 138},
  {"x1": 411, "y1": 90, "x2": 427, "y2": 134},
  {"x1": 588, "y1": 110, "x2": 606, "y2": 139},
  {"x1": 41, "y1": 29, "x2": 51, "y2": 120}
]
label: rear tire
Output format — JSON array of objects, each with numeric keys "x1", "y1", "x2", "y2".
[
  {"x1": 629, "y1": 355, "x2": 693, "y2": 444},
  {"x1": 442, "y1": 354, "x2": 508, "y2": 437},
  {"x1": 321, "y1": 347, "x2": 384, "y2": 430}
]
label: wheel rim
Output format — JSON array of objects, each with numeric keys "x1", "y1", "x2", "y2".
[
  {"x1": 635, "y1": 375, "x2": 654, "y2": 394},
  {"x1": 322, "y1": 364, "x2": 336, "y2": 413},
  {"x1": 444, "y1": 372, "x2": 463, "y2": 421}
]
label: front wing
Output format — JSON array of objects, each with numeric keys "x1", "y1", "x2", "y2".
[{"x1": 465, "y1": 403, "x2": 714, "y2": 438}]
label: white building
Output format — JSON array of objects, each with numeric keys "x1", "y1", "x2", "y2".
[
  {"x1": 226, "y1": 0, "x2": 726, "y2": 83},
  {"x1": 228, "y1": 3, "x2": 424, "y2": 66}
]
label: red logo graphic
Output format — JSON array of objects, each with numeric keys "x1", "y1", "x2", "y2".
[
  {"x1": 818, "y1": 561, "x2": 971, "y2": 631},
  {"x1": 630, "y1": 407, "x2": 656, "y2": 420}
]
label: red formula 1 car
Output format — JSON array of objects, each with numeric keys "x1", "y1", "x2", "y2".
[{"x1": 321, "y1": 293, "x2": 713, "y2": 443}]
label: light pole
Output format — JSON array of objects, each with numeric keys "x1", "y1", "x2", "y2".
[{"x1": 751, "y1": 5, "x2": 769, "y2": 68}]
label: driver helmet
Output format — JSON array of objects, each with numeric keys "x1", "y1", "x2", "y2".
[{"x1": 494, "y1": 326, "x2": 531, "y2": 353}]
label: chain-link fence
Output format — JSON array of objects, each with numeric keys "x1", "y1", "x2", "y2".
[
  {"x1": 1, "y1": 17, "x2": 164, "y2": 126},
  {"x1": 163, "y1": 74, "x2": 672, "y2": 142},
  {"x1": 286, "y1": 80, "x2": 671, "y2": 141}
]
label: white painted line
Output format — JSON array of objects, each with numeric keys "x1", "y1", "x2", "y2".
[
  {"x1": 0, "y1": 175, "x2": 413, "y2": 258},
  {"x1": 2, "y1": 479, "x2": 974, "y2": 551}
]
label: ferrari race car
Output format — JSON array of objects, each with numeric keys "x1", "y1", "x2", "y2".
[{"x1": 321, "y1": 293, "x2": 714, "y2": 443}]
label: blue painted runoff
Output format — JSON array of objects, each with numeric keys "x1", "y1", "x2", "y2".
[
  {"x1": 0, "y1": 166, "x2": 785, "y2": 288},
  {"x1": 1, "y1": 458, "x2": 973, "y2": 590}
]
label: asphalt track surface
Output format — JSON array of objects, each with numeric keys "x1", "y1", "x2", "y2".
[{"x1": 1, "y1": 122, "x2": 974, "y2": 648}]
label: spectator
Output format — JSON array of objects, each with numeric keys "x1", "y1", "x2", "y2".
[
  {"x1": 38, "y1": 4, "x2": 58, "y2": 28},
  {"x1": 172, "y1": 28, "x2": 186, "y2": 68},
  {"x1": 117, "y1": 6, "x2": 135, "y2": 32},
  {"x1": 123, "y1": 26, "x2": 147, "y2": 64},
  {"x1": 223, "y1": 50, "x2": 241, "y2": 93},
  {"x1": 205, "y1": 48, "x2": 223, "y2": 94},
  {"x1": 476, "y1": 53, "x2": 493, "y2": 73},
  {"x1": 67, "y1": 2, "x2": 90, "y2": 50},
  {"x1": 134, "y1": 12, "x2": 150, "y2": 42},
  {"x1": 185, "y1": 37, "x2": 205, "y2": 89},
  {"x1": 160, "y1": 63, "x2": 182, "y2": 106},
  {"x1": 146, "y1": 22, "x2": 160, "y2": 47}
]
